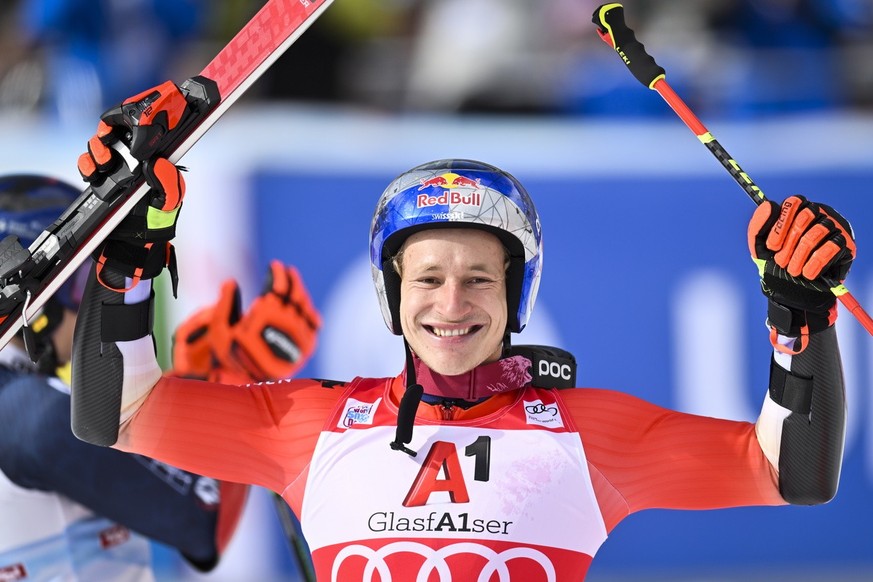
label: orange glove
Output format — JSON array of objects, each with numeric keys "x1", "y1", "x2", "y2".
[
  {"x1": 77, "y1": 80, "x2": 191, "y2": 175},
  {"x1": 77, "y1": 81, "x2": 190, "y2": 292},
  {"x1": 171, "y1": 260, "x2": 321, "y2": 383},
  {"x1": 748, "y1": 195, "x2": 855, "y2": 350},
  {"x1": 227, "y1": 260, "x2": 321, "y2": 382},
  {"x1": 171, "y1": 279, "x2": 239, "y2": 381}
]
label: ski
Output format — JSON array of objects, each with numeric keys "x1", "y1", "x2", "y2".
[{"x1": 0, "y1": 0, "x2": 334, "y2": 351}]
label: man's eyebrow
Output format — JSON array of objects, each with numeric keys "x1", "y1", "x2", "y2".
[
  {"x1": 412, "y1": 262, "x2": 498, "y2": 274},
  {"x1": 413, "y1": 263, "x2": 442, "y2": 273}
]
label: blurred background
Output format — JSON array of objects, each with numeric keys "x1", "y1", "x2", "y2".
[
  {"x1": 0, "y1": 0, "x2": 872, "y2": 580},
  {"x1": 1, "y1": 0, "x2": 872, "y2": 120}
]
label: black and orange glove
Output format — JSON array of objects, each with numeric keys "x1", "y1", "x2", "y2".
[
  {"x1": 172, "y1": 260, "x2": 321, "y2": 384},
  {"x1": 171, "y1": 279, "x2": 240, "y2": 381},
  {"x1": 748, "y1": 195, "x2": 855, "y2": 352},
  {"x1": 226, "y1": 260, "x2": 321, "y2": 382},
  {"x1": 77, "y1": 81, "x2": 191, "y2": 292}
]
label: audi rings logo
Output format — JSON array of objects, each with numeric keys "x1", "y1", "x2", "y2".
[
  {"x1": 332, "y1": 541, "x2": 557, "y2": 581},
  {"x1": 525, "y1": 403, "x2": 557, "y2": 416},
  {"x1": 524, "y1": 400, "x2": 564, "y2": 428}
]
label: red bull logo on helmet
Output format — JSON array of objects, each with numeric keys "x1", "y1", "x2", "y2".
[{"x1": 416, "y1": 172, "x2": 482, "y2": 208}]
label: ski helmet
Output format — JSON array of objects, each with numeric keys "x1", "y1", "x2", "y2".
[
  {"x1": 370, "y1": 159, "x2": 542, "y2": 335},
  {"x1": 0, "y1": 174, "x2": 85, "y2": 312}
]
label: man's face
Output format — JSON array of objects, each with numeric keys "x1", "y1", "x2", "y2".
[{"x1": 398, "y1": 228, "x2": 507, "y2": 376}]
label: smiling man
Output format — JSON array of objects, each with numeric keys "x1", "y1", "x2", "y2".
[
  {"x1": 397, "y1": 228, "x2": 509, "y2": 376},
  {"x1": 71, "y1": 100, "x2": 853, "y2": 582}
]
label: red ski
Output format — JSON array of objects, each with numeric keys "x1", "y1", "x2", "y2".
[{"x1": 0, "y1": 0, "x2": 334, "y2": 350}]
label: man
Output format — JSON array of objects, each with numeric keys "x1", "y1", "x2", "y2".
[
  {"x1": 71, "y1": 85, "x2": 852, "y2": 580},
  {"x1": 0, "y1": 174, "x2": 320, "y2": 581}
]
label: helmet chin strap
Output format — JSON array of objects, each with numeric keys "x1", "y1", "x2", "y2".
[
  {"x1": 389, "y1": 339, "x2": 424, "y2": 457},
  {"x1": 389, "y1": 328, "x2": 513, "y2": 457}
]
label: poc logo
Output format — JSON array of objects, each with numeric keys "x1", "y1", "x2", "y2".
[{"x1": 539, "y1": 360, "x2": 572, "y2": 381}]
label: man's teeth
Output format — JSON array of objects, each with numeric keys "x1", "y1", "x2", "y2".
[{"x1": 432, "y1": 327, "x2": 472, "y2": 337}]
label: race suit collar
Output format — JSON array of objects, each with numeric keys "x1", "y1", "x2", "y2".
[{"x1": 405, "y1": 353, "x2": 532, "y2": 401}]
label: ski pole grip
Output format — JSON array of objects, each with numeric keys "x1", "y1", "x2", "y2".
[{"x1": 593, "y1": 3, "x2": 665, "y2": 89}]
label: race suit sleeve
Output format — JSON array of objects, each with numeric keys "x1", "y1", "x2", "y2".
[
  {"x1": 71, "y1": 266, "x2": 342, "y2": 509},
  {"x1": 562, "y1": 326, "x2": 845, "y2": 532},
  {"x1": 563, "y1": 387, "x2": 783, "y2": 533},
  {"x1": 0, "y1": 373, "x2": 220, "y2": 566},
  {"x1": 113, "y1": 374, "x2": 342, "y2": 504}
]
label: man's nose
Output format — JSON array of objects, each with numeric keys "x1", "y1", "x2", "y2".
[{"x1": 436, "y1": 281, "x2": 471, "y2": 318}]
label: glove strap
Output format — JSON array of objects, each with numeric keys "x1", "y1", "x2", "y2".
[
  {"x1": 768, "y1": 325, "x2": 809, "y2": 356},
  {"x1": 95, "y1": 242, "x2": 179, "y2": 296},
  {"x1": 766, "y1": 299, "x2": 836, "y2": 355},
  {"x1": 766, "y1": 300, "x2": 806, "y2": 355}
]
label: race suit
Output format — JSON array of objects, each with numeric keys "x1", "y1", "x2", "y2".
[
  {"x1": 0, "y1": 343, "x2": 246, "y2": 581},
  {"x1": 70, "y1": 273, "x2": 846, "y2": 581}
]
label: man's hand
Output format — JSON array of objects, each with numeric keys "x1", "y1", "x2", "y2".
[
  {"x1": 229, "y1": 261, "x2": 321, "y2": 381},
  {"x1": 77, "y1": 81, "x2": 190, "y2": 291},
  {"x1": 77, "y1": 80, "x2": 192, "y2": 173},
  {"x1": 172, "y1": 261, "x2": 321, "y2": 383},
  {"x1": 171, "y1": 279, "x2": 240, "y2": 381},
  {"x1": 89, "y1": 158, "x2": 184, "y2": 291},
  {"x1": 748, "y1": 195, "x2": 855, "y2": 341}
]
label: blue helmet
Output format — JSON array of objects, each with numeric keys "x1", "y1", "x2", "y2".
[
  {"x1": 0, "y1": 175, "x2": 83, "y2": 311},
  {"x1": 369, "y1": 159, "x2": 543, "y2": 335}
]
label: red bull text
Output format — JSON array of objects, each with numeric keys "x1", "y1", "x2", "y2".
[
  {"x1": 417, "y1": 191, "x2": 482, "y2": 208},
  {"x1": 416, "y1": 173, "x2": 483, "y2": 207}
]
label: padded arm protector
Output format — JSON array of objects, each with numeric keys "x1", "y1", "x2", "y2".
[
  {"x1": 71, "y1": 264, "x2": 160, "y2": 446},
  {"x1": 761, "y1": 326, "x2": 846, "y2": 505}
]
